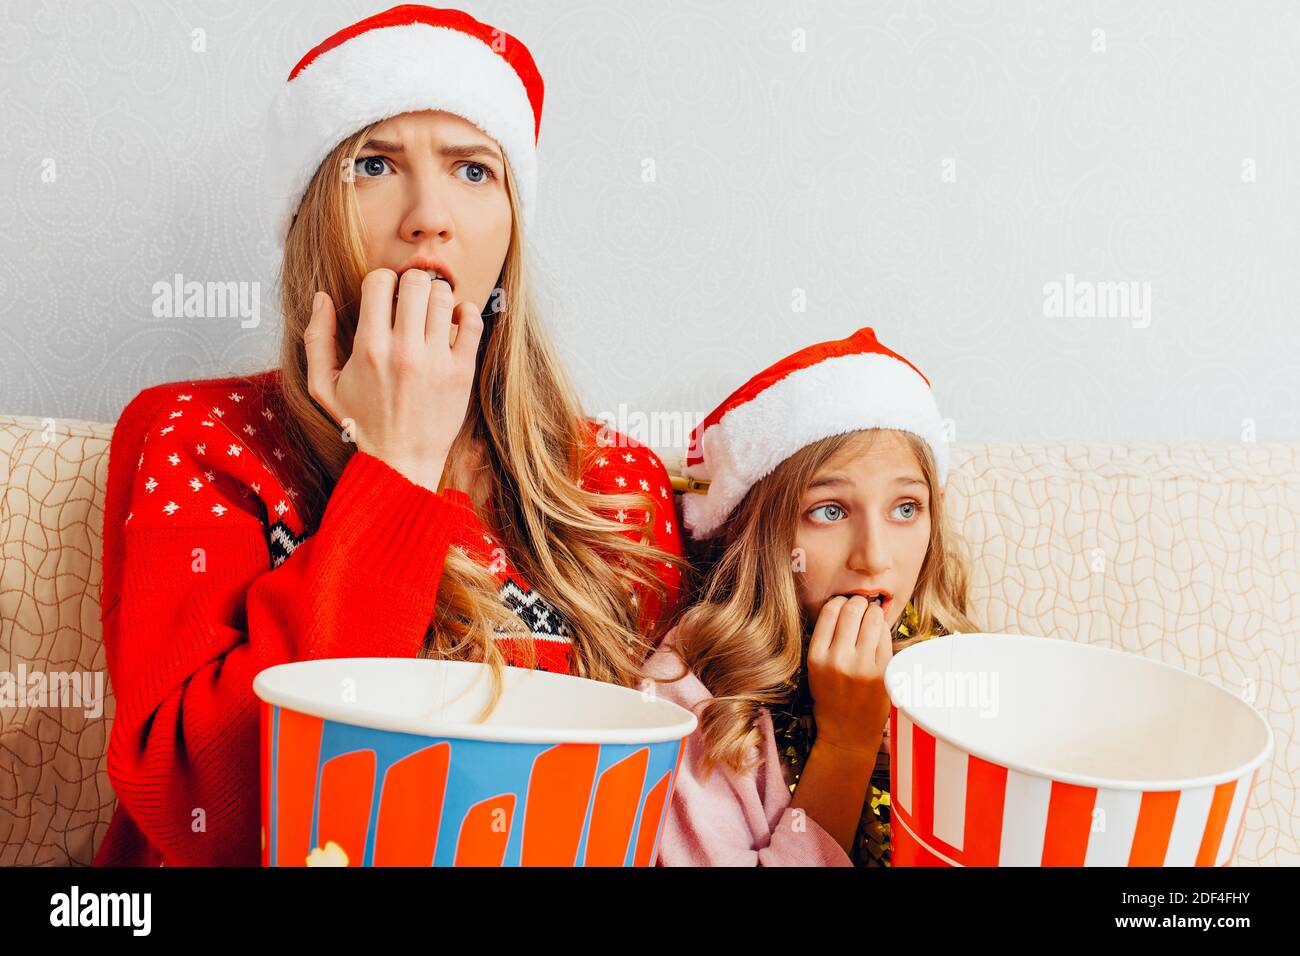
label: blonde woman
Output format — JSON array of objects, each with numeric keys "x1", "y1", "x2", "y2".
[
  {"x1": 645, "y1": 328, "x2": 977, "y2": 866},
  {"x1": 96, "y1": 6, "x2": 688, "y2": 867}
]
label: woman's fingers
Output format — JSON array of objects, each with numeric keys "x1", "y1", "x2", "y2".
[
  {"x1": 303, "y1": 291, "x2": 340, "y2": 420},
  {"x1": 450, "y1": 301, "x2": 484, "y2": 357},
  {"x1": 424, "y1": 277, "x2": 455, "y2": 349},
  {"x1": 314, "y1": 267, "x2": 486, "y2": 481},
  {"x1": 355, "y1": 268, "x2": 397, "y2": 351},
  {"x1": 393, "y1": 268, "x2": 433, "y2": 353}
]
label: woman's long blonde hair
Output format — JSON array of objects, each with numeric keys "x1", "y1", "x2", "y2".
[
  {"x1": 662, "y1": 428, "x2": 976, "y2": 777},
  {"x1": 268, "y1": 121, "x2": 691, "y2": 708}
]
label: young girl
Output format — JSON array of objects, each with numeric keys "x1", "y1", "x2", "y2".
[
  {"x1": 646, "y1": 327, "x2": 977, "y2": 866},
  {"x1": 96, "y1": 5, "x2": 688, "y2": 866}
]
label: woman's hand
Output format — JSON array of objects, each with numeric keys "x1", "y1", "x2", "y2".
[
  {"x1": 806, "y1": 594, "x2": 894, "y2": 754},
  {"x1": 303, "y1": 268, "x2": 484, "y2": 492}
]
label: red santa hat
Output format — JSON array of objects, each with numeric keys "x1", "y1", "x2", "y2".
[
  {"x1": 262, "y1": 5, "x2": 544, "y2": 249},
  {"x1": 682, "y1": 327, "x2": 949, "y2": 540}
]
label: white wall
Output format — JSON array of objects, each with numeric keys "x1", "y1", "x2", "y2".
[{"x1": 2, "y1": 0, "x2": 1297, "y2": 443}]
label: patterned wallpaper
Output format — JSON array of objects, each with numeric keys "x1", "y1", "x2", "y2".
[{"x1": 0, "y1": 0, "x2": 1296, "y2": 443}]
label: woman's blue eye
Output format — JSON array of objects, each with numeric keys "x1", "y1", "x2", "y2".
[
  {"x1": 809, "y1": 504, "x2": 846, "y2": 523},
  {"x1": 457, "y1": 162, "x2": 495, "y2": 184},
  {"x1": 354, "y1": 155, "x2": 391, "y2": 178}
]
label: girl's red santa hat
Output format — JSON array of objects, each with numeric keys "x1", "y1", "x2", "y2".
[
  {"x1": 682, "y1": 327, "x2": 949, "y2": 540},
  {"x1": 262, "y1": 4, "x2": 544, "y2": 249}
]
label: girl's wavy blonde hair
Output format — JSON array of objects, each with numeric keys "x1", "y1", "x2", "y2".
[
  {"x1": 662, "y1": 427, "x2": 977, "y2": 777},
  {"x1": 268, "y1": 120, "x2": 691, "y2": 712}
]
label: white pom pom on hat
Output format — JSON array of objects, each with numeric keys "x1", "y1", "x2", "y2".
[
  {"x1": 262, "y1": 4, "x2": 544, "y2": 251},
  {"x1": 681, "y1": 327, "x2": 949, "y2": 541}
]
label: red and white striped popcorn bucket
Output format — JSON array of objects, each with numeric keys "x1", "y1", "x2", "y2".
[
  {"x1": 253, "y1": 657, "x2": 697, "y2": 866},
  {"x1": 884, "y1": 633, "x2": 1272, "y2": 867}
]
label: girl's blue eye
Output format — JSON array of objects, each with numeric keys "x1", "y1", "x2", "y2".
[
  {"x1": 809, "y1": 504, "x2": 846, "y2": 523},
  {"x1": 354, "y1": 155, "x2": 391, "y2": 178},
  {"x1": 457, "y1": 161, "x2": 496, "y2": 184},
  {"x1": 892, "y1": 500, "x2": 923, "y2": 520}
]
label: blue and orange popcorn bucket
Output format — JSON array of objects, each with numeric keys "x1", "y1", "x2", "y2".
[
  {"x1": 252, "y1": 657, "x2": 697, "y2": 866},
  {"x1": 885, "y1": 633, "x2": 1273, "y2": 867}
]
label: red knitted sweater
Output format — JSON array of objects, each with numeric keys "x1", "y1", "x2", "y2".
[{"x1": 94, "y1": 368, "x2": 684, "y2": 866}]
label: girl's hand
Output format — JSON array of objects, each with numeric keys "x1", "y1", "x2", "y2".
[
  {"x1": 303, "y1": 268, "x2": 484, "y2": 492},
  {"x1": 806, "y1": 595, "x2": 894, "y2": 754}
]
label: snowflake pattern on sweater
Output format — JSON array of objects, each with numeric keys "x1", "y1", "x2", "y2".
[{"x1": 122, "y1": 371, "x2": 684, "y2": 674}]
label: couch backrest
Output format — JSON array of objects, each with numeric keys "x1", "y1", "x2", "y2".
[
  {"x1": 1, "y1": 415, "x2": 115, "y2": 865},
  {"x1": 947, "y1": 442, "x2": 1297, "y2": 867},
  {"x1": 4, "y1": 416, "x2": 1295, "y2": 866}
]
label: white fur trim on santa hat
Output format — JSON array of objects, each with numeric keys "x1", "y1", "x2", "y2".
[
  {"x1": 681, "y1": 352, "x2": 949, "y2": 540},
  {"x1": 263, "y1": 23, "x2": 537, "y2": 249}
]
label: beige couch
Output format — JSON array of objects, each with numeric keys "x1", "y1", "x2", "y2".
[{"x1": 2, "y1": 412, "x2": 1295, "y2": 866}]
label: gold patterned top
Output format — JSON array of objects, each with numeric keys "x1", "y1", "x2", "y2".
[{"x1": 769, "y1": 601, "x2": 948, "y2": 866}]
